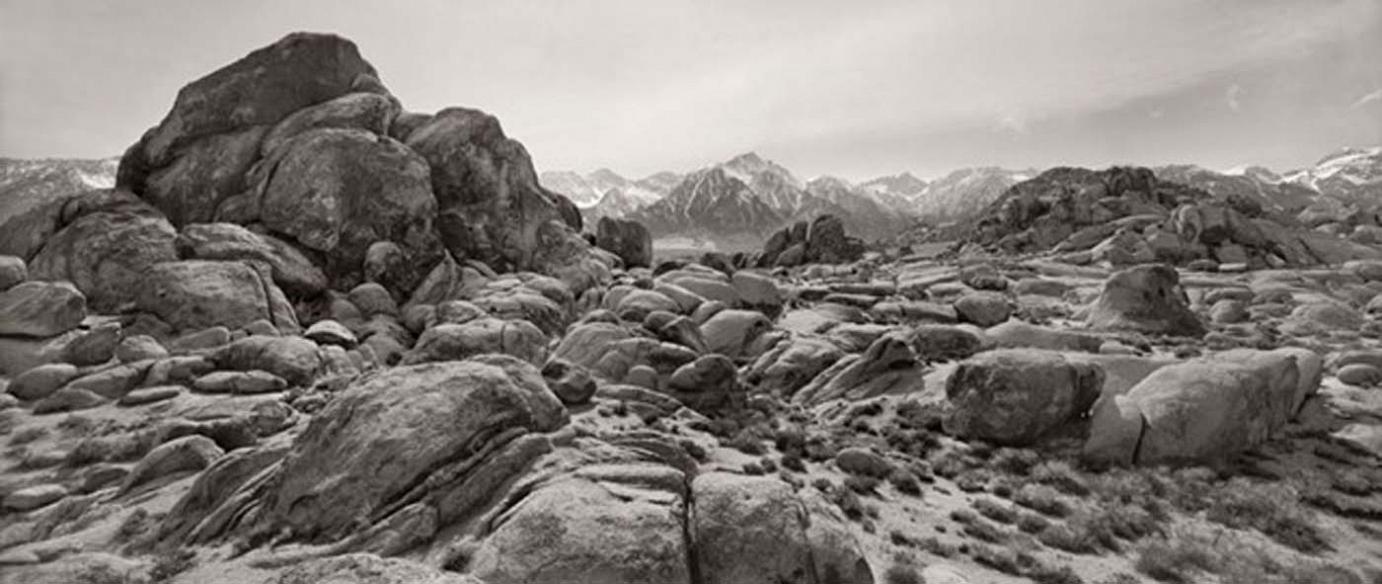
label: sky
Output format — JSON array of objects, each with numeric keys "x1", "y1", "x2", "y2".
[{"x1": 1, "y1": 0, "x2": 1380, "y2": 181}]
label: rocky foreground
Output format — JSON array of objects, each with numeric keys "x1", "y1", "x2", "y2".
[{"x1": 1, "y1": 32, "x2": 1381, "y2": 584}]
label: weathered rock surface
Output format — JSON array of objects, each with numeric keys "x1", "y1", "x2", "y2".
[
  {"x1": 1086, "y1": 264, "x2": 1205, "y2": 337},
  {"x1": 944, "y1": 349, "x2": 1104, "y2": 445}
]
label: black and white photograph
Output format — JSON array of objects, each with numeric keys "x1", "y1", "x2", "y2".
[{"x1": 1, "y1": 1, "x2": 1381, "y2": 582}]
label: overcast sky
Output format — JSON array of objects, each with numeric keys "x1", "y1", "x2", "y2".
[{"x1": 2, "y1": 0, "x2": 1380, "y2": 180}]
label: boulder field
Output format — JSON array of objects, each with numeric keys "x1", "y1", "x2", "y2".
[{"x1": 2, "y1": 32, "x2": 1382, "y2": 584}]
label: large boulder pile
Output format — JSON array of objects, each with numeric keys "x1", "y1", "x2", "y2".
[
  {"x1": 953, "y1": 166, "x2": 1382, "y2": 269},
  {"x1": 110, "y1": 32, "x2": 612, "y2": 304},
  {"x1": 757, "y1": 214, "x2": 866, "y2": 267}
]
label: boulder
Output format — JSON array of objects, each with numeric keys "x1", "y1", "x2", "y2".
[
  {"x1": 3, "y1": 484, "x2": 68, "y2": 512},
  {"x1": 616, "y1": 289, "x2": 680, "y2": 321},
  {"x1": 665, "y1": 354, "x2": 744, "y2": 413},
  {"x1": 1337, "y1": 363, "x2": 1382, "y2": 387},
  {"x1": 120, "y1": 32, "x2": 385, "y2": 216},
  {"x1": 944, "y1": 349, "x2": 1104, "y2": 445},
  {"x1": 746, "y1": 336, "x2": 845, "y2": 397},
  {"x1": 0, "y1": 255, "x2": 25, "y2": 291},
  {"x1": 61, "y1": 322, "x2": 121, "y2": 366},
  {"x1": 175, "y1": 222, "x2": 328, "y2": 296},
  {"x1": 211, "y1": 335, "x2": 322, "y2": 385},
  {"x1": 121, "y1": 435, "x2": 225, "y2": 493},
  {"x1": 260, "y1": 91, "x2": 399, "y2": 156},
  {"x1": 1084, "y1": 348, "x2": 1320, "y2": 465},
  {"x1": 136, "y1": 260, "x2": 299, "y2": 333},
  {"x1": 254, "y1": 128, "x2": 443, "y2": 296},
  {"x1": 910, "y1": 324, "x2": 984, "y2": 361},
  {"x1": 192, "y1": 371, "x2": 288, "y2": 394},
  {"x1": 0, "y1": 281, "x2": 86, "y2": 337},
  {"x1": 692, "y1": 472, "x2": 873, "y2": 584},
  {"x1": 403, "y1": 318, "x2": 547, "y2": 366},
  {"x1": 1086, "y1": 264, "x2": 1205, "y2": 337},
  {"x1": 595, "y1": 216, "x2": 653, "y2": 268},
  {"x1": 794, "y1": 335, "x2": 926, "y2": 406},
  {"x1": 115, "y1": 335, "x2": 168, "y2": 363},
  {"x1": 304, "y1": 319, "x2": 358, "y2": 348},
  {"x1": 730, "y1": 270, "x2": 783, "y2": 311},
  {"x1": 33, "y1": 386, "x2": 106, "y2": 414},
  {"x1": 8, "y1": 363, "x2": 80, "y2": 401},
  {"x1": 953, "y1": 291, "x2": 1011, "y2": 327},
  {"x1": 256, "y1": 356, "x2": 566, "y2": 541},
  {"x1": 26, "y1": 194, "x2": 179, "y2": 311},
  {"x1": 541, "y1": 360, "x2": 597, "y2": 406},
  {"x1": 986, "y1": 321, "x2": 1103, "y2": 353},
  {"x1": 406, "y1": 107, "x2": 605, "y2": 293},
  {"x1": 700, "y1": 309, "x2": 772, "y2": 359}
]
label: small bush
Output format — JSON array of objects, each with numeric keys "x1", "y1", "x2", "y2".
[
  {"x1": 1030, "y1": 460, "x2": 1090, "y2": 496},
  {"x1": 845, "y1": 474, "x2": 881, "y2": 495},
  {"x1": 679, "y1": 439, "x2": 707, "y2": 461},
  {"x1": 1030, "y1": 564, "x2": 1085, "y2": 584},
  {"x1": 918, "y1": 536, "x2": 956, "y2": 557},
  {"x1": 972, "y1": 498, "x2": 1017, "y2": 524},
  {"x1": 889, "y1": 469, "x2": 922, "y2": 496},
  {"x1": 1134, "y1": 539, "x2": 1217, "y2": 583},
  {"x1": 742, "y1": 462, "x2": 765, "y2": 475},
  {"x1": 781, "y1": 453, "x2": 806, "y2": 473},
  {"x1": 773, "y1": 428, "x2": 806, "y2": 457},
  {"x1": 832, "y1": 486, "x2": 866, "y2": 520},
  {"x1": 812, "y1": 477, "x2": 834, "y2": 492},
  {"x1": 990, "y1": 448, "x2": 1040, "y2": 475},
  {"x1": 970, "y1": 544, "x2": 1020, "y2": 575},
  {"x1": 954, "y1": 469, "x2": 991, "y2": 493},
  {"x1": 1207, "y1": 479, "x2": 1329, "y2": 553},
  {"x1": 1014, "y1": 484, "x2": 1072, "y2": 518},
  {"x1": 883, "y1": 563, "x2": 924, "y2": 584},
  {"x1": 1039, "y1": 523, "x2": 1099, "y2": 555},
  {"x1": 1017, "y1": 513, "x2": 1050, "y2": 534}
]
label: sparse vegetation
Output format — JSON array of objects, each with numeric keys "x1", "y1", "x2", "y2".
[
  {"x1": 1206, "y1": 478, "x2": 1329, "y2": 553},
  {"x1": 1135, "y1": 538, "x2": 1217, "y2": 583},
  {"x1": 883, "y1": 562, "x2": 924, "y2": 584},
  {"x1": 972, "y1": 498, "x2": 1017, "y2": 524},
  {"x1": 1014, "y1": 484, "x2": 1072, "y2": 518}
]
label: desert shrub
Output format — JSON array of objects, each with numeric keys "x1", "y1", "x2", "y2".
[
  {"x1": 1134, "y1": 539, "x2": 1216, "y2": 583},
  {"x1": 931, "y1": 451, "x2": 972, "y2": 479},
  {"x1": 883, "y1": 563, "x2": 924, "y2": 584},
  {"x1": 990, "y1": 448, "x2": 1040, "y2": 475},
  {"x1": 970, "y1": 543, "x2": 1020, "y2": 575},
  {"x1": 917, "y1": 536, "x2": 957, "y2": 557},
  {"x1": 832, "y1": 485, "x2": 866, "y2": 520},
  {"x1": 1014, "y1": 484, "x2": 1072, "y2": 517},
  {"x1": 1206, "y1": 479, "x2": 1329, "y2": 553},
  {"x1": 889, "y1": 530, "x2": 915, "y2": 547},
  {"x1": 773, "y1": 427, "x2": 806, "y2": 457},
  {"x1": 972, "y1": 498, "x2": 1017, "y2": 524},
  {"x1": 886, "y1": 427, "x2": 942, "y2": 458},
  {"x1": 812, "y1": 477, "x2": 834, "y2": 492},
  {"x1": 1039, "y1": 522, "x2": 1099, "y2": 554},
  {"x1": 949, "y1": 508, "x2": 977, "y2": 524},
  {"x1": 895, "y1": 399, "x2": 945, "y2": 431},
  {"x1": 954, "y1": 468, "x2": 991, "y2": 493},
  {"x1": 958, "y1": 514, "x2": 1007, "y2": 544},
  {"x1": 889, "y1": 469, "x2": 922, "y2": 496},
  {"x1": 742, "y1": 461, "x2": 765, "y2": 475},
  {"x1": 1017, "y1": 512, "x2": 1050, "y2": 534},
  {"x1": 679, "y1": 439, "x2": 707, "y2": 461},
  {"x1": 780, "y1": 452, "x2": 806, "y2": 472},
  {"x1": 1030, "y1": 460, "x2": 1090, "y2": 496},
  {"x1": 845, "y1": 474, "x2": 880, "y2": 494},
  {"x1": 1094, "y1": 502, "x2": 1160, "y2": 541},
  {"x1": 1030, "y1": 564, "x2": 1085, "y2": 584}
]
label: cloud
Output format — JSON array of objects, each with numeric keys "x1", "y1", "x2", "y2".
[
  {"x1": 1226, "y1": 84, "x2": 1243, "y2": 112},
  {"x1": 1353, "y1": 88, "x2": 1382, "y2": 109}
]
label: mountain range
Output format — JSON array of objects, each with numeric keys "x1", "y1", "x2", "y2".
[{"x1": 4, "y1": 147, "x2": 1379, "y2": 252}]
